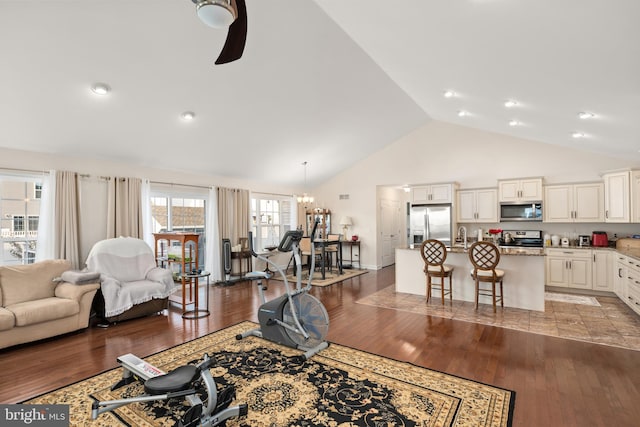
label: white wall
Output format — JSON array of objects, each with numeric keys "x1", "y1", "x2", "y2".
[{"x1": 313, "y1": 120, "x2": 639, "y2": 269}]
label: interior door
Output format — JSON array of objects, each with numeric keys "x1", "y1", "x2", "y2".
[{"x1": 380, "y1": 198, "x2": 401, "y2": 267}]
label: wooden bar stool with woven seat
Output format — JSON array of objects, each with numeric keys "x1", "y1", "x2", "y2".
[
  {"x1": 419, "y1": 239, "x2": 454, "y2": 304},
  {"x1": 468, "y1": 241, "x2": 505, "y2": 313}
]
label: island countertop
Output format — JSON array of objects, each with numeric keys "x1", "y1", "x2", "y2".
[{"x1": 404, "y1": 245, "x2": 545, "y2": 256}]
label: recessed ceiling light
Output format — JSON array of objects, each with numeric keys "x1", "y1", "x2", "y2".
[
  {"x1": 181, "y1": 111, "x2": 196, "y2": 121},
  {"x1": 457, "y1": 110, "x2": 469, "y2": 117},
  {"x1": 508, "y1": 120, "x2": 521, "y2": 127},
  {"x1": 91, "y1": 83, "x2": 110, "y2": 95},
  {"x1": 504, "y1": 99, "x2": 518, "y2": 108},
  {"x1": 578, "y1": 111, "x2": 596, "y2": 120},
  {"x1": 443, "y1": 90, "x2": 456, "y2": 98},
  {"x1": 571, "y1": 132, "x2": 586, "y2": 139}
]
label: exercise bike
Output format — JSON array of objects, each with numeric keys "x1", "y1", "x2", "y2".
[
  {"x1": 91, "y1": 353, "x2": 247, "y2": 426},
  {"x1": 237, "y1": 220, "x2": 330, "y2": 360}
]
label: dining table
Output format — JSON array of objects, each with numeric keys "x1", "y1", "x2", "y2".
[{"x1": 313, "y1": 238, "x2": 343, "y2": 279}]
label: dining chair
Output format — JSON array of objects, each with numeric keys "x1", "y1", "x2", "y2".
[
  {"x1": 299, "y1": 237, "x2": 322, "y2": 273},
  {"x1": 468, "y1": 241, "x2": 505, "y2": 312},
  {"x1": 325, "y1": 234, "x2": 341, "y2": 271},
  {"x1": 419, "y1": 239, "x2": 454, "y2": 304}
]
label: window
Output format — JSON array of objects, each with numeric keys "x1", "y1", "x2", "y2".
[
  {"x1": 251, "y1": 194, "x2": 295, "y2": 251},
  {"x1": 28, "y1": 215, "x2": 39, "y2": 233},
  {"x1": 150, "y1": 193, "x2": 206, "y2": 270},
  {"x1": 1, "y1": 176, "x2": 43, "y2": 265},
  {"x1": 12, "y1": 215, "x2": 25, "y2": 233}
]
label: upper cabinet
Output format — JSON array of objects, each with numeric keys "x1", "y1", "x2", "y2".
[
  {"x1": 544, "y1": 183, "x2": 604, "y2": 223},
  {"x1": 411, "y1": 183, "x2": 457, "y2": 204},
  {"x1": 603, "y1": 171, "x2": 630, "y2": 223},
  {"x1": 457, "y1": 188, "x2": 498, "y2": 223},
  {"x1": 631, "y1": 171, "x2": 640, "y2": 223},
  {"x1": 498, "y1": 178, "x2": 543, "y2": 203}
]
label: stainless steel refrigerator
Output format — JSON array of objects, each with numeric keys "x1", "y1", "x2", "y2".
[{"x1": 408, "y1": 204, "x2": 452, "y2": 247}]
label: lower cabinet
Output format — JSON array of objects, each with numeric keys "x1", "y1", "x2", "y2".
[
  {"x1": 546, "y1": 248, "x2": 640, "y2": 316},
  {"x1": 592, "y1": 249, "x2": 613, "y2": 291},
  {"x1": 545, "y1": 249, "x2": 592, "y2": 289},
  {"x1": 622, "y1": 256, "x2": 640, "y2": 315},
  {"x1": 613, "y1": 253, "x2": 627, "y2": 299}
]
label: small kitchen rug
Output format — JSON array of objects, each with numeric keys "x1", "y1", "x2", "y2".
[{"x1": 544, "y1": 292, "x2": 601, "y2": 306}]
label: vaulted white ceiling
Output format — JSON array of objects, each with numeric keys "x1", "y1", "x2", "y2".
[{"x1": 1, "y1": 0, "x2": 638, "y2": 187}]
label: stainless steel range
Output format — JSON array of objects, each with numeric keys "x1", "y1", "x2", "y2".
[{"x1": 498, "y1": 230, "x2": 543, "y2": 248}]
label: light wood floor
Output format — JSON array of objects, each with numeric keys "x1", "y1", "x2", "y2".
[{"x1": 1, "y1": 266, "x2": 639, "y2": 426}]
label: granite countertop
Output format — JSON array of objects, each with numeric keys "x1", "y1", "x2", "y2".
[
  {"x1": 545, "y1": 245, "x2": 615, "y2": 251},
  {"x1": 403, "y1": 245, "x2": 544, "y2": 256}
]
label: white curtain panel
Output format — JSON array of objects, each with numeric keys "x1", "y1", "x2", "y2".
[
  {"x1": 140, "y1": 179, "x2": 154, "y2": 250},
  {"x1": 206, "y1": 187, "x2": 221, "y2": 280},
  {"x1": 35, "y1": 170, "x2": 56, "y2": 262}
]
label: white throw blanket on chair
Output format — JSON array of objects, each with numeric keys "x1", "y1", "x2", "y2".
[{"x1": 86, "y1": 237, "x2": 177, "y2": 317}]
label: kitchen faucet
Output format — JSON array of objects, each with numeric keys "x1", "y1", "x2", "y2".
[{"x1": 457, "y1": 226, "x2": 467, "y2": 249}]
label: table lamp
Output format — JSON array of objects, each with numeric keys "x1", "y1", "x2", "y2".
[{"x1": 339, "y1": 216, "x2": 353, "y2": 241}]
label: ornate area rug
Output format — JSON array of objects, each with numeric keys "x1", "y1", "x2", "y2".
[
  {"x1": 273, "y1": 268, "x2": 368, "y2": 287},
  {"x1": 25, "y1": 321, "x2": 515, "y2": 426}
]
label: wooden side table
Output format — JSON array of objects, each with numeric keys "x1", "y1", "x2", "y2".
[
  {"x1": 153, "y1": 232, "x2": 199, "y2": 315},
  {"x1": 182, "y1": 271, "x2": 210, "y2": 319},
  {"x1": 231, "y1": 250, "x2": 252, "y2": 277},
  {"x1": 341, "y1": 240, "x2": 361, "y2": 269}
]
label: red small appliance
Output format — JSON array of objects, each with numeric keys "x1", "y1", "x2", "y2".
[{"x1": 591, "y1": 231, "x2": 608, "y2": 247}]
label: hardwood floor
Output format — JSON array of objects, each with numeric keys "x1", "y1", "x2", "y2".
[{"x1": 1, "y1": 266, "x2": 639, "y2": 426}]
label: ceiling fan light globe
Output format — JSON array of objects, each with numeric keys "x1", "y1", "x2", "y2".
[{"x1": 196, "y1": 0, "x2": 236, "y2": 28}]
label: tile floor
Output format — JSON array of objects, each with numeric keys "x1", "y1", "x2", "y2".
[{"x1": 357, "y1": 286, "x2": 640, "y2": 351}]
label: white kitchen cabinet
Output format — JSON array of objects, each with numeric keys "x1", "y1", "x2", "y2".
[
  {"x1": 498, "y1": 178, "x2": 543, "y2": 203},
  {"x1": 544, "y1": 182, "x2": 604, "y2": 223},
  {"x1": 457, "y1": 188, "x2": 498, "y2": 223},
  {"x1": 606, "y1": 253, "x2": 640, "y2": 316},
  {"x1": 623, "y1": 256, "x2": 640, "y2": 315},
  {"x1": 627, "y1": 275, "x2": 640, "y2": 315},
  {"x1": 545, "y1": 249, "x2": 592, "y2": 289},
  {"x1": 592, "y1": 249, "x2": 612, "y2": 291},
  {"x1": 411, "y1": 183, "x2": 456, "y2": 204},
  {"x1": 613, "y1": 254, "x2": 627, "y2": 300},
  {"x1": 603, "y1": 171, "x2": 630, "y2": 222},
  {"x1": 630, "y1": 170, "x2": 640, "y2": 222}
]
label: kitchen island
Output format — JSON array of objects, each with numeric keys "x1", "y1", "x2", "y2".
[{"x1": 396, "y1": 246, "x2": 546, "y2": 311}]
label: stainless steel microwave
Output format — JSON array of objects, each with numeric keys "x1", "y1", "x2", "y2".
[{"x1": 499, "y1": 201, "x2": 542, "y2": 222}]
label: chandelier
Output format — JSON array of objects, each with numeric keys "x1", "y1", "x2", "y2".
[{"x1": 296, "y1": 161, "x2": 314, "y2": 204}]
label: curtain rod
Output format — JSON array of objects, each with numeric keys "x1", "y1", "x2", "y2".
[
  {"x1": 78, "y1": 174, "x2": 110, "y2": 180},
  {"x1": 252, "y1": 191, "x2": 294, "y2": 198},
  {"x1": 150, "y1": 180, "x2": 212, "y2": 190},
  {"x1": 0, "y1": 167, "x2": 50, "y2": 175}
]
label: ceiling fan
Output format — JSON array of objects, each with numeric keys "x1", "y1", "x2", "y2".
[{"x1": 191, "y1": 0, "x2": 247, "y2": 65}]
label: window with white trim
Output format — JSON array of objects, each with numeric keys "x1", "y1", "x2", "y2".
[
  {"x1": 251, "y1": 194, "x2": 295, "y2": 251},
  {"x1": 150, "y1": 191, "x2": 207, "y2": 271},
  {"x1": 1, "y1": 176, "x2": 43, "y2": 265}
]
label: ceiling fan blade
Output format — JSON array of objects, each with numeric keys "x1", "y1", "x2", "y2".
[{"x1": 215, "y1": 0, "x2": 247, "y2": 65}]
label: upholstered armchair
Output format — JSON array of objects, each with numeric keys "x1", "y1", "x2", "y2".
[{"x1": 86, "y1": 237, "x2": 177, "y2": 324}]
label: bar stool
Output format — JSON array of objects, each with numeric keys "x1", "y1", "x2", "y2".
[
  {"x1": 468, "y1": 241, "x2": 505, "y2": 313},
  {"x1": 419, "y1": 239, "x2": 453, "y2": 304}
]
